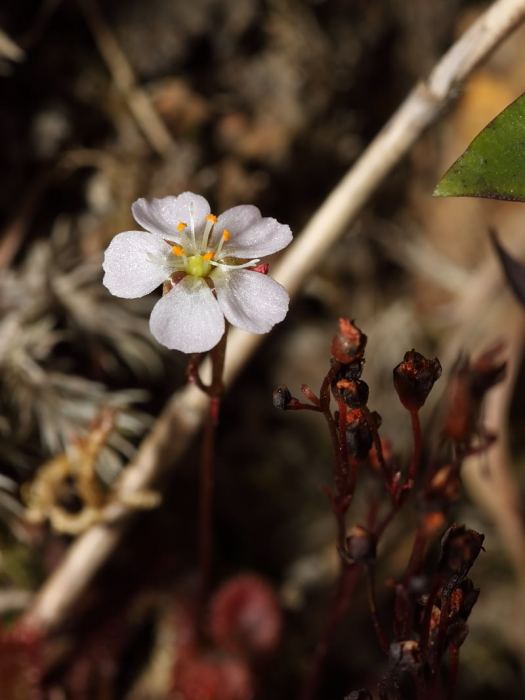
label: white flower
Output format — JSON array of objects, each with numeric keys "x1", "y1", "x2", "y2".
[{"x1": 102, "y1": 192, "x2": 292, "y2": 353}]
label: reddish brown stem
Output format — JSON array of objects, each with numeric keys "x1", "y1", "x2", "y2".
[
  {"x1": 322, "y1": 406, "x2": 346, "y2": 499},
  {"x1": 403, "y1": 521, "x2": 428, "y2": 584},
  {"x1": 199, "y1": 401, "x2": 218, "y2": 606},
  {"x1": 198, "y1": 333, "x2": 227, "y2": 607},
  {"x1": 420, "y1": 578, "x2": 442, "y2": 654},
  {"x1": 286, "y1": 401, "x2": 323, "y2": 412},
  {"x1": 448, "y1": 645, "x2": 459, "y2": 700},
  {"x1": 364, "y1": 405, "x2": 390, "y2": 489},
  {"x1": 186, "y1": 353, "x2": 209, "y2": 393},
  {"x1": 365, "y1": 563, "x2": 389, "y2": 654},
  {"x1": 301, "y1": 563, "x2": 359, "y2": 700},
  {"x1": 301, "y1": 383, "x2": 321, "y2": 407},
  {"x1": 408, "y1": 408, "x2": 422, "y2": 483}
]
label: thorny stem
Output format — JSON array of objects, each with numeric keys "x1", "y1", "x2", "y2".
[
  {"x1": 198, "y1": 332, "x2": 227, "y2": 609},
  {"x1": 408, "y1": 408, "x2": 422, "y2": 483},
  {"x1": 365, "y1": 563, "x2": 389, "y2": 654}
]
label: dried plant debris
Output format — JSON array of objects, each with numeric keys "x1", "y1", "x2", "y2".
[
  {"x1": 23, "y1": 407, "x2": 160, "y2": 535},
  {"x1": 0, "y1": 225, "x2": 160, "y2": 482}
]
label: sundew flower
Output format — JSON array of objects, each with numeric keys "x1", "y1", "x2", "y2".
[{"x1": 103, "y1": 192, "x2": 292, "y2": 353}]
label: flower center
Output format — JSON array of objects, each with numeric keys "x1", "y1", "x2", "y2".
[
  {"x1": 167, "y1": 212, "x2": 260, "y2": 278},
  {"x1": 185, "y1": 254, "x2": 212, "y2": 278}
]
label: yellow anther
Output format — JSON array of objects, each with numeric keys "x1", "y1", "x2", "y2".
[
  {"x1": 206, "y1": 214, "x2": 218, "y2": 223},
  {"x1": 222, "y1": 229, "x2": 231, "y2": 241},
  {"x1": 177, "y1": 221, "x2": 187, "y2": 231},
  {"x1": 203, "y1": 251, "x2": 214, "y2": 261},
  {"x1": 171, "y1": 245, "x2": 185, "y2": 257}
]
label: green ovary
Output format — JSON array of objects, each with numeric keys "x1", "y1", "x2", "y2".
[{"x1": 185, "y1": 255, "x2": 212, "y2": 278}]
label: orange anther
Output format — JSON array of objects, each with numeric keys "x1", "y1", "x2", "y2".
[
  {"x1": 203, "y1": 251, "x2": 214, "y2": 261},
  {"x1": 177, "y1": 221, "x2": 187, "y2": 231},
  {"x1": 171, "y1": 245, "x2": 185, "y2": 257},
  {"x1": 206, "y1": 214, "x2": 218, "y2": 223},
  {"x1": 222, "y1": 229, "x2": 231, "y2": 241}
]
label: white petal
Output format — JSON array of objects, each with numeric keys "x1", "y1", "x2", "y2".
[
  {"x1": 132, "y1": 193, "x2": 210, "y2": 239},
  {"x1": 149, "y1": 276, "x2": 225, "y2": 353},
  {"x1": 212, "y1": 205, "x2": 261, "y2": 246},
  {"x1": 213, "y1": 269, "x2": 289, "y2": 334},
  {"x1": 103, "y1": 231, "x2": 169, "y2": 298},
  {"x1": 214, "y1": 206, "x2": 291, "y2": 258}
]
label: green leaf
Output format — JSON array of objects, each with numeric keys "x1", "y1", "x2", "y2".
[{"x1": 434, "y1": 92, "x2": 525, "y2": 201}]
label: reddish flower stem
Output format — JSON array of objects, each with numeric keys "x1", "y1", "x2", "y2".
[
  {"x1": 198, "y1": 332, "x2": 227, "y2": 609},
  {"x1": 301, "y1": 371, "x2": 358, "y2": 700},
  {"x1": 365, "y1": 563, "x2": 389, "y2": 654},
  {"x1": 420, "y1": 578, "x2": 442, "y2": 654},
  {"x1": 364, "y1": 406, "x2": 391, "y2": 488},
  {"x1": 403, "y1": 521, "x2": 428, "y2": 584},
  {"x1": 301, "y1": 563, "x2": 359, "y2": 700},
  {"x1": 447, "y1": 645, "x2": 460, "y2": 700},
  {"x1": 408, "y1": 408, "x2": 422, "y2": 483}
]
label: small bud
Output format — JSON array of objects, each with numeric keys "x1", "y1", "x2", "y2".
[
  {"x1": 345, "y1": 408, "x2": 374, "y2": 460},
  {"x1": 344, "y1": 525, "x2": 376, "y2": 563},
  {"x1": 272, "y1": 385, "x2": 292, "y2": 410},
  {"x1": 331, "y1": 319, "x2": 367, "y2": 364},
  {"x1": 393, "y1": 350, "x2": 442, "y2": 411},
  {"x1": 335, "y1": 378, "x2": 369, "y2": 407}
]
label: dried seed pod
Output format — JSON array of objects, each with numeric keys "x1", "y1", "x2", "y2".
[
  {"x1": 335, "y1": 359, "x2": 365, "y2": 382},
  {"x1": 438, "y1": 525, "x2": 485, "y2": 580},
  {"x1": 331, "y1": 319, "x2": 367, "y2": 364},
  {"x1": 272, "y1": 385, "x2": 293, "y2": 410},
  {"x1": 335, "y1": 378, "x2": 369, "y2": 407},
  {"x1": 345, "y1": 408, "x2": 374, "y2": 460},
  {"x1": 446, "y1": 620, "x2": 470, "y2": 649},
  {"x1": 393, "y1": 350, "x2": 442, "y2": 411}
]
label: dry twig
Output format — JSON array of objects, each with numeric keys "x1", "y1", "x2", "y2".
[
  {"x1": 77, "y1": 0, "x2": 175, "y2": 156},
  {"x1": 23, "y1": 0, "x2": 525, "y2": 635}
]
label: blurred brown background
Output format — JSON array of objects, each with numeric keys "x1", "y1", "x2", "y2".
[{"x1": 1, "y1": 0, "x2": 525, "y2": 698}]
